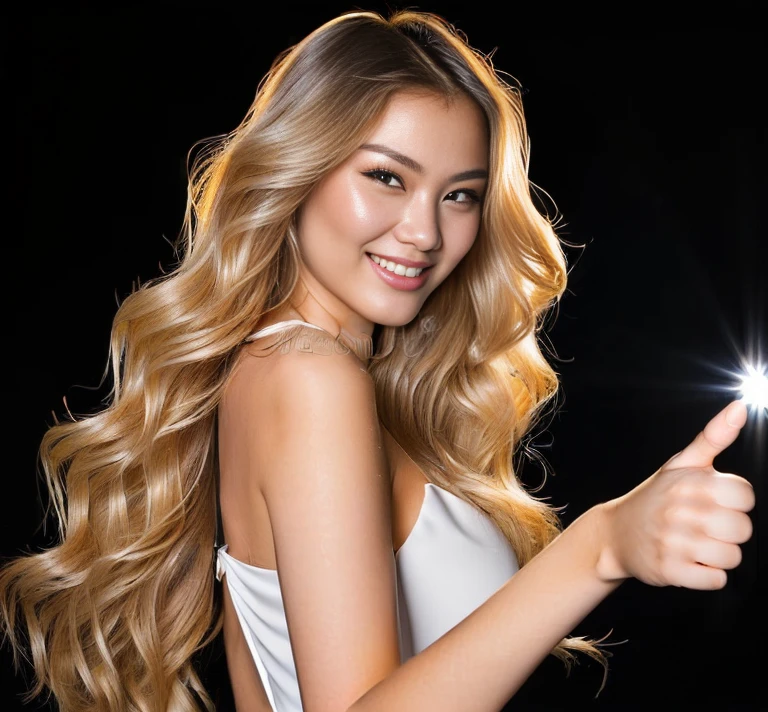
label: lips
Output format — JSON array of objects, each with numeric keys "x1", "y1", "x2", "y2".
[
  {"x1": 366, "y1": 253, "x2": 434, "y2": 270},
  {"x1": 367, "y1": 253, "x2": 432, "y2": 291}
]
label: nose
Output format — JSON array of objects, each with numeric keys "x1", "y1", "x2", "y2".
[{"x1": 392, "y1": 194, "x2": 442, "y2": 252}]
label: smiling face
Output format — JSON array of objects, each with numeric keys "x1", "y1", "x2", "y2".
[{"x1": 294, "y1": 90, "x2": 489, "y2": 335}]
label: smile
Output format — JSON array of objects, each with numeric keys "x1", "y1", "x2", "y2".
[
  {"x1": 366, "y1": 254, "x2": 432, "y2": 292},
  {"x1": 367, "y1": 254, "x2": 426, "y2": 277}
]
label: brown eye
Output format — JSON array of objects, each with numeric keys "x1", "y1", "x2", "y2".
[
  {"x1": 362, "y1": 169, "x2": 404, "y2": 189},
  {"x1": 445, "y1": 189, "x2": 481, "y2": 204}
]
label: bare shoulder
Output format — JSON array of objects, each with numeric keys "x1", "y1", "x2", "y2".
[
  {"x1": 221, "y1": 321, "x2": 388, "y2": 501},
  {"x1": 225, "y1": 323, "x2": 376, "y2": 432},
  {"x1": 222, "y1": 329, "x2": 399, "y2": 709}
]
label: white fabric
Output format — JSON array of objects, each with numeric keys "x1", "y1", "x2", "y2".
[
  {"x1": 243, "y1": 319, "x2": 326, "y2": 342},
  {"x1": 216, "y1": 321, "x2": 520, "y2": 711}
]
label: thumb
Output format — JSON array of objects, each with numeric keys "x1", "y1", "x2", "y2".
[{"x1": 667, "y1": 400, "x2": 748, "y2": 470}]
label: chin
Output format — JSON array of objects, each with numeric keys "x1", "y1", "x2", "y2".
[
  {"x1": 359, "y1": 292, "x2": 434, "y2": 329},
  {"x1": 369, "y1": 308, "x2": 423, "y2": 329}
]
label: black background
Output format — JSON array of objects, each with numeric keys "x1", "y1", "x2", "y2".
[{"x1": 4, "y1": 2, "x2": 765, "y2": 710}]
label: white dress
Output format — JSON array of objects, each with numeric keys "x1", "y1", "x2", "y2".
[{"x1": 216, "y1": 321, "x2": 520, "y2": 711}]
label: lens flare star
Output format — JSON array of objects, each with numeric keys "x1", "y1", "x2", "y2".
[{"x1": 737, "y1": 364, "x2": 768, "y2": 412}]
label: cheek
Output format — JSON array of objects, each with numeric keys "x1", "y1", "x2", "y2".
[
  {"x1": 340, "y1": 190, "x2": 393, "y2": 242},
  {"x1": 444, "y1": 214, "x2": 481, "y2": 266},
  {"x1": 303, "y1": 174, "x2": 395, "y2": 247}
]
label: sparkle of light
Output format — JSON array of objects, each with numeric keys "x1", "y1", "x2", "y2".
[{"x1": 738, "y1": 364, "x2": 768, "y2": 411}]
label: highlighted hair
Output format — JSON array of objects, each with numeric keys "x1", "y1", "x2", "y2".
[{"x1": 1, "y1": 11, "x2": 607, "y2": 711}]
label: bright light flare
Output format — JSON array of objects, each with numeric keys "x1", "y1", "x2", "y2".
[{"x1": 738, "y1": 364, "x2": 768, "y2": 411}]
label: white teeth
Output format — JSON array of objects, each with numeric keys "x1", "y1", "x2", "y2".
[{"x1": 369, "y1": 254, "x2": 423, "y2": 277}]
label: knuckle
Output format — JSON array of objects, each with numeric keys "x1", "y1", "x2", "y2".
[
  {"x1": 672, "y1": 469, "x2": 711, "y2": 499},
  {"x1": 662, "y1": 502, "x2": 688, "y2": 529},
  {"x1": 674, "y1": 479, "x2": 699, "y2": 501}
]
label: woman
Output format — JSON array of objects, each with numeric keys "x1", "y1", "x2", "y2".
[{"x1": 0, "y1": 9, "x2": 755, "y2": 712}]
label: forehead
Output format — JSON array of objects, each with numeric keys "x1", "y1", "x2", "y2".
[{"x1": 361, "y1": 91, "x2": 489, "y2": 170}]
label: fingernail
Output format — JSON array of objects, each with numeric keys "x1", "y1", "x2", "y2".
[{"x1": 725, "y1": 400, "x2": 745, "y2": 427}]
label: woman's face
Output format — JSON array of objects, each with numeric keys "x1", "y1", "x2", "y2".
[{"x1": 296, "y1": 90, "x2": 489, "y2": 334}]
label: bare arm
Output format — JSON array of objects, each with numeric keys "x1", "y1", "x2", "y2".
[
  {"x1": 239, "y1": 342, "x2": 754, "y2": 712},
  {"x1": 349, "y1": 504, "x2": 616, "y2": 711},
  {"x1": 350, "y1": 400, "x2": 754, "y2": 712}
]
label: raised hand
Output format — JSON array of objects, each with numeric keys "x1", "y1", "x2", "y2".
[{"x1": 595, "y1": 400, "x2": 756, "y2": 589}]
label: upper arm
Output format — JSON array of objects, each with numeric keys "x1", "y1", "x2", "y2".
[{"x1": 243, "y1": 344, "x2": 400, "y2": 712}]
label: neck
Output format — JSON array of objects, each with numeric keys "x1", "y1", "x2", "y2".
[
  {"x1": 336, "y1": 324, "x2": 374, "y2": 364},
  {"x1": 287, "y1": 279, "x2": 374, "y2": 365}
]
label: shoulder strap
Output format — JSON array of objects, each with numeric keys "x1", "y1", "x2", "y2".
[{"x1": 245, "y1": 319, "x2": 325, "y2": 342}]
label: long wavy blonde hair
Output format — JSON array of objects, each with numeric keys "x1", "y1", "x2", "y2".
[{"x1": 1, "y1": 10, "x2": 608, "y2": 711}]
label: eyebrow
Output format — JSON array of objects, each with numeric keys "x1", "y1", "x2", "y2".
[{"x1": 359, "y1": 143, "x2": 488, "y2": 183}]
